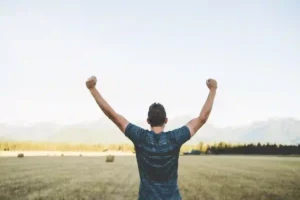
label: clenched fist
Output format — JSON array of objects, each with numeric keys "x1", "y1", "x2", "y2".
[
  {"x1": 86, "y1": 76, "x2": 97, "y2": 89},
  {"x1": 206, "y1": 78, "x2": 217, "y2": 90}
]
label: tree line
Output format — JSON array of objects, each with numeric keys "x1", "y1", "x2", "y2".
[
  {"x1": 206, "y1": 142, "x2": 300, "y2": 155},
  {"x1": 1, "y1": 140, "x2": 300, "y2": 155}
]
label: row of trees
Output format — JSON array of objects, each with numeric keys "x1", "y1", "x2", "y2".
[
  {"x1": 1, "y1": 141, "x2": 300, "y2": 155},
  {"x1": 207, "y1": 143, "x2": 300, "y2": 155}
]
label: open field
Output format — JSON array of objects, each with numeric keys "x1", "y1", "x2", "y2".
[{"x1": 0, "y1": 156, "x2": 300, "y2": 200}]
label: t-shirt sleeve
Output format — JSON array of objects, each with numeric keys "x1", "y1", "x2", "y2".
[
  {"x1": 124, "y1": 123, "x2": 145, "y2": 144},
  {"x1": 171, "y1": 126, "x2": 191, "y2": 147}
]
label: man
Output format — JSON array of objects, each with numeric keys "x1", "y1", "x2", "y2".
[{"x1": 86, "y1": 76, "x2": 217, "y2": 200}]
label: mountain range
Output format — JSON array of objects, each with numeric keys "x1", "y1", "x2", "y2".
[{"x1": 0, "y1": 117, "x2": 300, "y2": 145}]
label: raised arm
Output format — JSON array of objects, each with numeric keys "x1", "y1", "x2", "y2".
[
  {"x1": 186, "y1": 79, "x2": 217, "y2": 137},
  {"x1": 86, "y1": 76, "x2": 129, "y2": 133}
]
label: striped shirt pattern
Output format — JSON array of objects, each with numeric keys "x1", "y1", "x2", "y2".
[{"x1": 125, "y1": 123, "x2": 191, "y2": 200}]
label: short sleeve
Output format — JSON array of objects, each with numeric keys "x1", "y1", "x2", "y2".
[
  {"x1": 124, "y1": 123, "x2": 146, "y2": 144},
  {"x1": 171, "y1": 126, "x2": 191, "y2": 147}
]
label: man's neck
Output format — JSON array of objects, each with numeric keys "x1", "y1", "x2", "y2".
[{"x1": 151, "y1": 126, "x2": 164, "y2": 134}]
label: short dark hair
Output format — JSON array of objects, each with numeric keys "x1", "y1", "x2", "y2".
[{"x1": 147, "y1": 103, "x2": 166, "y2": 127}]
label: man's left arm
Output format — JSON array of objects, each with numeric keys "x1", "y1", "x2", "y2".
[{"x1": 86, "y1": 76, "x2": 129, "y2": 133}]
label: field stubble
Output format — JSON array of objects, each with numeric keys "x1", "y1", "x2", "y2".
[{"x1": 0, "y1": 155, "x2": 299, "y2": 200}]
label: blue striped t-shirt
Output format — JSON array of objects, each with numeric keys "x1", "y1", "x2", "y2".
[{"x1": 125, "y1": 123, "x2": 191, "y2": 200}]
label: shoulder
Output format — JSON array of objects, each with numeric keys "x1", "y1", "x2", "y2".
[
  {"x1": 168, "y1": 126, "x2": 190, "y2": 135},
  {"x1": 124, "y1": 123, "x2": 149, "y2": 143},
  {"x1": 125, "y1": 123, "x2": 148, "y2": 135},
  {"x1": 167, "y1": 126, "x2": 191, "y2": 145}
]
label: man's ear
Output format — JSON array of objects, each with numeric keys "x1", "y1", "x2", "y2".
[
  {"x1": 165, "y1": 118, "x2": 168, "y2": 124},
  {"x1": 147, "y1": 118, "x2": 150, "y2": 125}
]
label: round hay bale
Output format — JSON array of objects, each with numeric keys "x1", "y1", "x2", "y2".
[
  {"x1": 61, "y1": 154, "x2": 64, "y2": 157},
  {"x1": 79, "y1": 154, "x2": 82, "y2": 157},
  {"x1": 17, "y1": 153, "x2": 24, "y2": 158},
  {"x1": 106, "y1": 155, "x2": 114, "y2": 162}
]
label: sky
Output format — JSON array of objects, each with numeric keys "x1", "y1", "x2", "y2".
[{"x1": 0, "y1": 0, "x2": 299, "y2": 128}]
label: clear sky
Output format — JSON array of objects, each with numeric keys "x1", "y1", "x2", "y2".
[{"x1": 0, "y1": 0, "x2": 299, "y2": 127}]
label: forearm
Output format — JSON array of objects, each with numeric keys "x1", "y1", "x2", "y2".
[
  {"x1": 86, "y1": 76, "x2": 129, "y2": 133},
  {"x1": 187, "y1": 88, "x2": 217, "y2": 135},
  {"x1": 89, "y1": 87, "x2": 117, "y2": 120},
  {"x1": 198, "y1": 88, "x2": 217, "y2": 122}
]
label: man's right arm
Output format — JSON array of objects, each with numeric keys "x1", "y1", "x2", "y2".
[{"x1": 186, "y1": 79, "x2": 217, "y2": 137}]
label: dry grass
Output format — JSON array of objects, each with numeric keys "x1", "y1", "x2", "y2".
[{"x1": 0, "y1": 155, "x2": 299, "y2": 200}]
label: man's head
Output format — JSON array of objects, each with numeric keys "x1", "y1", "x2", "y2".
[{"x1": 147, "y1": 103, "x2": 168, "y2": 127}]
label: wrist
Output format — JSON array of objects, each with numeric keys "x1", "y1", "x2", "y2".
[
  {"x1": 89, "y1": 87, "x2": 97, "y2": 93},
  {"x1": 210, "y1": 87, "x2": 217, "y2": 92}
]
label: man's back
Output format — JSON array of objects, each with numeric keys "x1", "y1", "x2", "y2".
[
  {"x1": 85, "y1": 76, "x2": 217, "y2": 199},
  {"x1": 125, "y1": 123, "x2": 191, "y2": 200}
]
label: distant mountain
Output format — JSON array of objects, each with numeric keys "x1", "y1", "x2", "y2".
[
  {"x1": 0, "y1": 122, "x2": 63, "y2": 141},
  {"x1": 0, "y1": 117, "x2": 300, "y2": 145},
  {"x1": 292, "y1": 138, "x2": 300, "y2": 144},
  {"x1": 0, "y1": 136, "x2": 6, "y2": 141},
  {"x1": 48, "y1": 120, "x2": 127, "y2": 144},
  {"x1": 218, "y1": 118, "x2": 300, "y2": 145}
]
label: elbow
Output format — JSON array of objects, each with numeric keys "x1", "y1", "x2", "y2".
[
  {"x1": 199, "y1": 110, "x2": 211, "y2": 124},
  {"x1": 104, "y1": 110, "x2": 117, "y2": 121},
  {"x1": 199, "y1": 113, "x2": 209, "y2": 124},
  {"x1": 199, "y1": 116, "x2": 208, "y2": 124}
]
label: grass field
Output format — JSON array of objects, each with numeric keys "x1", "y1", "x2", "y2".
[{"x1": 0, "y1": 155, "x2": 300, "y2": 200}]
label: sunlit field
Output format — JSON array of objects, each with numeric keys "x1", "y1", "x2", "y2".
[{"x1": 0, "y1": 155, "x2": 299, "y2": 200}]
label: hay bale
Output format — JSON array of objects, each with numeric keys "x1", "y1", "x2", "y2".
[
  {"x1": 17, "y1": 153, "x2": 24, "y2": 158},
  {"x1": 79, "y1": 154, "x2": 82, "y2": 157},
  {"x1": 61, "y1": 154, "x2": 64, "y2": 157},
  {"x1": 106, "y1": 155, "x2": 114, "y2": 162}
]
